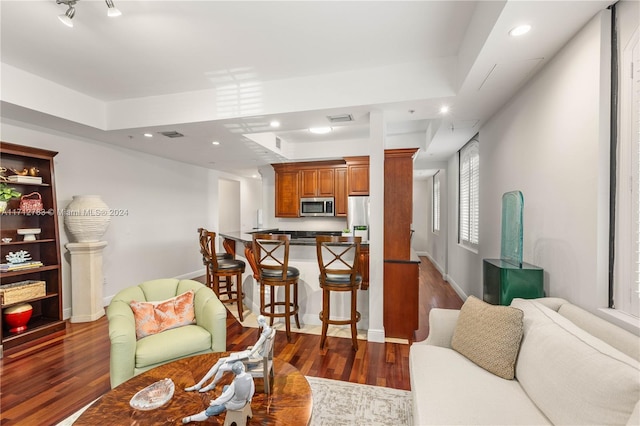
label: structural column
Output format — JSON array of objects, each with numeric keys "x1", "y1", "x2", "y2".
[{"x1": 66, "y1": 241, "x2": 108, "y2": 323}]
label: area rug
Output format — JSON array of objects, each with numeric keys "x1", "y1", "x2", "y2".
[
  {"x1": 57, "y1": 377, "x2": 412, "y2": 426},
  {"x1": 227, "y1": 303, "x2": 408, "y2": 345}
]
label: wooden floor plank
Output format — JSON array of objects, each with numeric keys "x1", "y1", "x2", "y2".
[{"x1": 0, "y1": 257, "x2": 461, "y2": 425}]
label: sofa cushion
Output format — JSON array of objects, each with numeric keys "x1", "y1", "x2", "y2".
[
  {"x1": 409, "y1": 344, "x2": 551, "y2": 425},
  {"x1": 512, "y1": 298, "x2": 640, "y2": 425},
  {"x1": 130, "y1": 290, "x2": 195, "y2": 339},
  {"x1": 451, "y1": 296, "x2": 524, "y2": 379},
  {"x1": 135, "y1": 324, "x2": 212, "y2": 368}
]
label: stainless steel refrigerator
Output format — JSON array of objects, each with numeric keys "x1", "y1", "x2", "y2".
[{"x1": 347, "y1": 196, "x2": 370, "y2": 242}]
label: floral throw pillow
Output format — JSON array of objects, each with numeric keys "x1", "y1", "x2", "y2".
[{"x1": 130, "y1": 290, "x2": 196, "y2": 340}]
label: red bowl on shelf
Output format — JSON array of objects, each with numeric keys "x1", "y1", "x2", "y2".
[{"x1": 4, "y1": 303, "x2": 33, "y2": 333}]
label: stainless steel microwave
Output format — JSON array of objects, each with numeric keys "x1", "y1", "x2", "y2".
[{"x1": 300, "y1": 197, "x2": 334, "y2": 217}]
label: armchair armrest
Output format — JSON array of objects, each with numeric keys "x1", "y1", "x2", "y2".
[
  {"x1": 423, "y1": 308, "x2": 460, "y2": 348},
  {"x1": 194, "y1": 287, "x2": 227, "y2": 352},
  {"x1": 106, "y1": 300, "x2": 137, "y2": 388}
]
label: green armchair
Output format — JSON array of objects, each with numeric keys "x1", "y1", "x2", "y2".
[{"x1": 107, "y1": 278, "x2": 227, "y2": 388}]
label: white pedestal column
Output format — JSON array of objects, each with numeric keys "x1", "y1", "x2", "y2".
[{"x1": 66, "y1": 241, "x2": 108, "y2": 323}]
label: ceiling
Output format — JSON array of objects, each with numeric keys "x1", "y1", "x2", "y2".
[{"x1": 0, "y1": 0, "x2": 612, "y2": 179}]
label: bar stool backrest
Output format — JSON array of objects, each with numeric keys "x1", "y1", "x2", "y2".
[
  {"x1": 315, "y1": 235, "x2": 362, "y2": 285},
  {"x1": 198, "y1": 228, "x2": 222, "y2": 269},
  {"x1": 252, "y1": 233, "x2": 292, "y2": 280}
]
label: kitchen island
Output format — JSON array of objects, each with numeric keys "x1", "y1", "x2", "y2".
[{"x1": 220, "y1": 230, "x2": 370, "y2": 332}]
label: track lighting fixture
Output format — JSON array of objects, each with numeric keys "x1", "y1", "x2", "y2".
[{"x1": 56, "y1": 0, "x2": 122, "y2": 27}]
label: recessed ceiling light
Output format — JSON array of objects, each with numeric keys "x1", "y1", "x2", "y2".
[
  {"x1": 143, "y1": 133, "x2": 153, "y2": 138},
  {"x1": 270, "y1": 121, "x2": 280, "y2": 128},
  {"x1": 309, "y1": 127, "x2": 332, "y2": 134},
  {"x1": 440, "y1": 106, "x2": 450, "y2": 114},
  {"x1": 509, "y1": 24, "x2": 531, "y2": 37},
  {"x1": 212, "y1": 141, "x2": 220, "y2": 145}
]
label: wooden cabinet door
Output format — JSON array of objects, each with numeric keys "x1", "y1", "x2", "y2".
[
  {"x1": 275, "y1": 170, "x2": 299, "y2": 217},
  {"x1": 345, "y1": 157, "x2": 370, "y2": 196},
  {"x1": 299, "y1": 169, "x2": 318, "y2": 198},
  {"x1": 334, "y1": 167, "x2": 347, "y2": 217},
  {"x1": 384, "y1": 149, "x2": 417, "y2": 260},
  {"x1": 317, "y1": 168, "x2": 335, "y2": 196},
  {"x1": 348, "y1": 165, "x2": 369, "y2": 195}
]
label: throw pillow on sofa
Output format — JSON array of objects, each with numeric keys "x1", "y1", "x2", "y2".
[
  {"x1": 130, "y1": 290, "x2": 196, "y2": 339},
  {"x1": 451, "y1": 295, "x2": 524, "y2": 379}
]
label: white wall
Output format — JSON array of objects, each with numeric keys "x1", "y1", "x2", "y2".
[
  {"x1": 0, "y1": 119, "x2": 257, "y2": 319},
  {"x1": 444, "y1": 11, "x2": 612, "y2": 311},
  {"x1": 415, "y1": 172, "x2": 448, "y2": 275}
]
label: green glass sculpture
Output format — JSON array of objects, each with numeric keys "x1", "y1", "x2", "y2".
[{"x1": 500, "y1": 190, "x2": 524, "y2": 267}]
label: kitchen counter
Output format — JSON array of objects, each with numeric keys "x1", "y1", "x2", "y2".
[
  {"x1": 219, "y1": 229, "x2": 370, "y2": 331},
  {"x1": 220, "y1": 229, "x2": 369, "y2": 247}
]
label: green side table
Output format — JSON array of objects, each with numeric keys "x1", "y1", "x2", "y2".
[{"x1": 483, "y1": 259, "x2": 544, "y2": 306}]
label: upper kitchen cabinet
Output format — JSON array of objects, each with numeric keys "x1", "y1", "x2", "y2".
[
  {"x1": 344, "y1": 156, "x2": 369, "y2": 196},
  {"x1": 273, "y1": 164, "x2": 300, "y2": 218},
  {"x1": 300, "y1": 167, "x2": 335, "y2": 198},
  {"x1": 334, "y1": 166, "x2": 348, "y2": 217}
]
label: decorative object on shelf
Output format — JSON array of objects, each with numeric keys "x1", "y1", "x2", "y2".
[
  {"x1": 9, "y1": 167, "x2": 40, "y2": 177},
  {"x1": 17, "y1": 228, "x2": 41, "y2": 241},
  {"x1": 0, "y1": 182, "x2": 21, "y2": 213},
  {"x1": 8, "y1": 175, "x2": 43, "y2": 184},
  {"x1": 129, "y1": 378, "x2": 175, "y2": 411},
  {"x1": 0, "y1": 280, "x2": 46, "y2": 305},
  {"x1": 19, "y1": 192, "x2": 44, "y2": 214},
  {"x1": 6, "y1": 250, "x2": 32, "y2": 264},
  {"x1": 64, "y1": 195, "x2": 111, "y2": 242},
  {"x1": 1, "y1": 238, "x2": 12, "y2": 243},
  {"x1": 1, "y1": 250, "x2": 43, "y2": 272},
  {"x1": 4, "y1": 303, "x2": 33, "y2": 333}
]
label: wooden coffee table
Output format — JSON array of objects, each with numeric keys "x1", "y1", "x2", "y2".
[{"x1": 74, "y1": 353, "x2": 312, "y2": 425}]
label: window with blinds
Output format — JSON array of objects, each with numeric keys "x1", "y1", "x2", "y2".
[
  {"x1": 433, "y1": 172, "x2": 440, "y2": 233},
  {"x1": 459, "y1": 139, "x2": 479, "y2": 250},
  {"x1": 614, "y1": 31, "x2": 639, "y2": 318}
]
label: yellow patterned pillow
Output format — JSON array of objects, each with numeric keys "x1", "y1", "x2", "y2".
[
  {"x1": 130, "y1": 290, "x2": 196, "y2": 340},
  {"x1": 451, "y1": 295, "x2": 524, "y2": 379}
]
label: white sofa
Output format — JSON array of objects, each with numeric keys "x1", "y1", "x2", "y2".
[{"x1": 409, "y1": 297, "x2": 640, "y2": 425}]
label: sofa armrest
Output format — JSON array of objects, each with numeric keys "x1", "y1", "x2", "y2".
[
  {"x1": 194, "y1": 287, "x2": 227, "y2": 352},
  {"x1": 423, "y1": 308, "x2": 460, "y2": 348},
  {"x1": 106, "y1": 300, "x2": 137, "y2": 388}
]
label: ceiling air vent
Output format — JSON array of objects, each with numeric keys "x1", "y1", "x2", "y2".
[
  {"x1": 159, "y1": 130, "x2": 184, "y2": 138},
  {"x1": 327, "y1": 114, "x2": 353, "y2": 123}
]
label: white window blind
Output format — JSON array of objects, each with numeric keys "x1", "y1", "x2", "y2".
[
  {"x1": 614, "y1": 29, "x2": 639, "y2": 318},
  {"x1": 433, "y1": 172, "x2": 440, "y2": 233},
  {"x1": 459, "y1": 140, "x2": 479, "y2": 250}
]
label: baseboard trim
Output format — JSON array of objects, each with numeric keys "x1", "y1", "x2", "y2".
[
  {"x1": 443, "y1": 274, "x2": 468, "y2": 301},
  {"x1": 367, "y1": 328, "x2": 385, "y2": 343}
]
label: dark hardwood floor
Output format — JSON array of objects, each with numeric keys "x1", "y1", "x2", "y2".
[{"x1": 0, "y1": 257, "x2": 462, "y2": 425}]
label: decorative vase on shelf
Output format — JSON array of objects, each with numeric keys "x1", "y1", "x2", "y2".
[
  {"x1": 64, "y1": 195, "x2": 111, "y2": 243},
  {"x1": 0, "y1": 200, "x2": 7, "y2": 214},
  {"x1": 4, "y1": 303, "x2": 33, "y2": 333}
]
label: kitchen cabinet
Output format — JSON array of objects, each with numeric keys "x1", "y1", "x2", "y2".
[
  {"x1": 344, "y1": 156, "x2": 369, "y2": 196},
  {"x1": 358, "y1": 245, "x2": 370, "y2": 290},
  {"x1": 273, "y1": 165, "x2": 299, "y2": 218},
  {"x1": 383, "y1": 148, "x2": 419, "y2": 340},
  {"x1": 273, "y1": 160, "x2": 343, "y2": 218},
  {"x1": 334, "y1": 167, "x2": 347, "y2": 217},
  {"x1": 300, "y1": 167, "x2": 335, "y2": 198},
  {"x1": 0, "y1": 141, "x2": 65, "y2": 356}
]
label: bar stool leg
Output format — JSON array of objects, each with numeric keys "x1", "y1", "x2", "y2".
[
  {"x1": 235, "y1": 271, "x2": 244, "y2": 322},
  {"x1": 350, "y1": 287, "x2": 358, "y2": 351},
  {"x1": 284, "y1": 282, "x2": 292, "y2": 341},
  {"x1": 320, "y1": 288, "x2": 330, "y2": 349},
  {"x1": 269, "y1": 285, "x2": 275, "y2": 326},
  {"x1": 293, "y1": 279, "x2": 301, "y2": 329}
]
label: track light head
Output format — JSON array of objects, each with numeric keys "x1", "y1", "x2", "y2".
[{"x1": 56, "y1": 0, "x2": 122, "y2": 27}]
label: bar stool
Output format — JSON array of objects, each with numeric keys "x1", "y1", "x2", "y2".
[
  {"x1": 315, "y1": 235, "x2": 362, "y2": 351},
  {"x1": 198, "y1": 228, "x2": 246, "y2": 321},
  {"x1": 252, "y1": 233, "x2": 300, "y2": 341}
]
